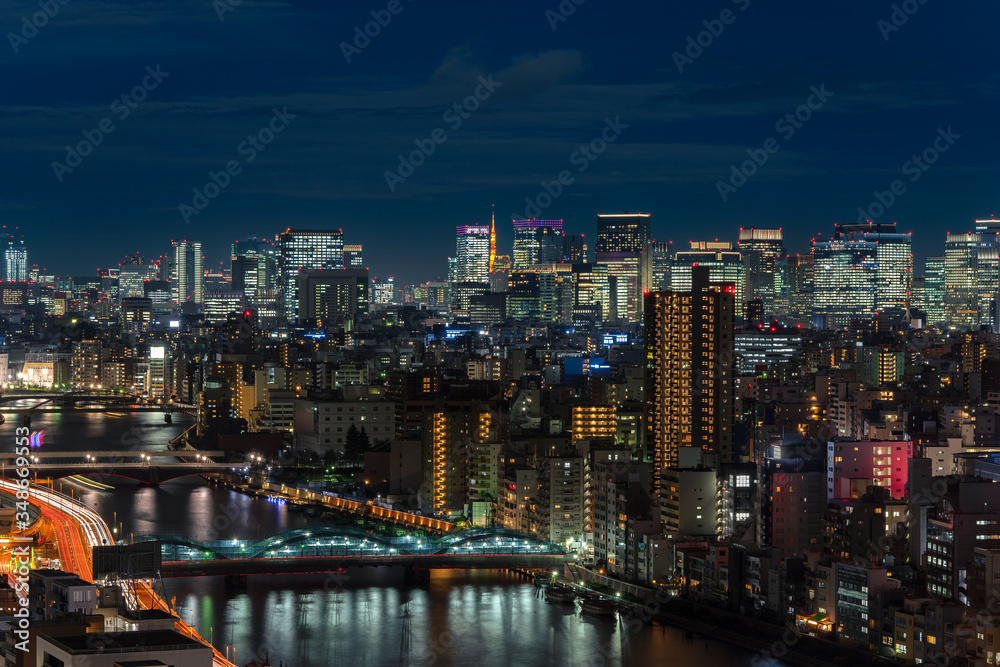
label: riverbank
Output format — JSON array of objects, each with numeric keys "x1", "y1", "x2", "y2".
[{"x1": 562, "y1": 565, "x2": 892, "y2": 667}]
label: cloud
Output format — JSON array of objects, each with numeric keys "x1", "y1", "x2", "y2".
[{"x1": 430, "y1": 48, "x2": 584, "y2": 99}]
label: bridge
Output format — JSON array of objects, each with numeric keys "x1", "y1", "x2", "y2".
[
  {"x1": 0, "y1": 393, "x2": 197, "y2": 418},
  {"x1": 0, "y1": 462, "x2": 245, "y2": 484},
  {"x1": 135, "y1": 527, "x2": 568, "y2": 577}
]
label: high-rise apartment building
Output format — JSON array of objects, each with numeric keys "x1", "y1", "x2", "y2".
[
  {"x1": 278, "y1": 229, "x2": 345, "y2": 320},
  {"x1": 171, "y1": 240, "x2": 204, "y2": 306},
  {"x1": 512, "y1": 219, "x2": 564, "y2": 269},
  {"x1": 812, "y1": 223, "x2": 911, "y2": 328},
  {"x1": 421, "y1": 401, "x2": 500, "y2": 517},
  {"x1": 454, "y1": 225, "x2": 491, "y2": 284},
  {"x1": 738, "y1": 228, "x2": 784, "y2": 318},
  {"x1": 644, "y1": 266, "x2": 735, "y2": 483},
  {"x1": 596, "y1": 213, "x2": 651, "y2": 253}
]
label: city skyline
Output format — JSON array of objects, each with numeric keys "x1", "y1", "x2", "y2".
[{"x1": 2, "y1": 0, "x2": 995, "y2": 285}]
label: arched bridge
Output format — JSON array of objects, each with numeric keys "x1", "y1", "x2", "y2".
[{"x1": 134, "y1": 527, "x2": 568, "y2": 577}]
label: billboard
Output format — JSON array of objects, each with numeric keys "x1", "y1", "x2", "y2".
[{"x1": 92, "y1": 541, "x2": 162, "y2": 580}]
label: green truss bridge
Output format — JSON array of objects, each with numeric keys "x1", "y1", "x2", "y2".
[{"x1": 134, "y1": 527, "x2": 568, "y2": 578}]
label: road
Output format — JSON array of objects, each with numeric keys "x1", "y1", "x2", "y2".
[{"x1": 0, "y1": 480, "x2": 236, "y2": 667}]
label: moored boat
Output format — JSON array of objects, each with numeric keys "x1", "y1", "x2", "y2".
[
  {"x1": 544, "y1": 585, "x2": 576, "y2": 603},
  {"x1": 580, "y1": 597, "x2": 617, "y2": 616}
]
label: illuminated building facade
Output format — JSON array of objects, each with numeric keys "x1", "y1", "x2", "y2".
[
  {"x1": 512, "y1": 219, "x2": 564, "y2": 269},
  {"x1": 454, "y1": 225, "x2": 491, "y2": 283},
  {"x1": 296, "y1": 269, "x2": 368, "y2": 325},
  {"x1": 171, "y1": 240, "x2": 204, "y2": 306},
  {"x1": 278, "y1": 229, "x2": 345, "y2": 320},
  {"x1": 4, "y1": 239, "x2": 26, "y2": 283},
  {"x1": 70, "y1": 340, "x2": 102, "y2": 390},
  {"x1": 738, "y1": 228, "x2": 784, "y2": 318},
  {"x1": 945, "y1": 232, "x2": 981, "y2": 329},
  {"x1": 373, "y1": 277, "x2": 394, "y2": 305},
  {"x1": 922, "y1": 256, "x2": 946, "y2": 325},
  {"x1": 812, "y1": 223, "x2": 911, "y2": 329},
  {"x1": 343, "y1": 244, "x2": 364, "y2": 269},
  {"x1": 571, "y1": 404, "x2": 616, "y2": 444},
  {"x1": 672, "y1": 241, "x2": 744, "y2": 309},
  {"x1": 421, "y1": 401, "x2": 499, "y2": 517},
  {"x1": 204, "y1": 290, "x2": 245, "y2": 324},
  {"x1": 596, "y1": 213, "x2": 651, "y2": 253},
  {"x1": 786, "y1": 254, "x2": 814, "y2": 324},
  {"x1": 644, "y1": 266, "x2": 735, "y2": 482}
]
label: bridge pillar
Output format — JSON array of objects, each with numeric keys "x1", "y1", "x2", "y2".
[
  {"x1": 403, "y1": 566, "x2": 430, "y2": 583},
  {"x1": 148, "y1": 468, "x2": 160, "y2": 486},
  {"x1": 224, "y1": 574, "x2": 248, "y2": 588}
]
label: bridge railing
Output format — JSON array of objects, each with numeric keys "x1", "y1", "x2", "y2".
[{"x1": 137, "y1": 528, "x2": 566, "y2": 561}]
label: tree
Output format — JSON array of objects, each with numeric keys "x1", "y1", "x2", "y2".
[{"x1": 345, "y1": 423, "x2": 363, "y2": 459}]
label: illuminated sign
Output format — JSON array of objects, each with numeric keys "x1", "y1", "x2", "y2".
[{"x1": 150, "y1": 346, "x2": 165, "y2": 359}]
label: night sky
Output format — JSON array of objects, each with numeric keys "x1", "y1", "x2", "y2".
[{"x1": 3, "y1": 0, "x2": 997, "y2": 285}]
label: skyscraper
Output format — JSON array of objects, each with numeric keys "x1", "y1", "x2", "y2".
[
  {"x1": 671, "y1": 241, "x2": 744, "y2": 308},
  {"x1": 786, "y1": 254, "x2": 814, "y2": 325},
  {"x1": 645, "y1": 266, "x2": 735, "y2": 482},
  {"x1": 738, "y1": 228, "x2": 784, "y2": 319},
  {"x1": 119, "y1": 253, "x2": 157, "y2": 300},
  {"x1": 945, "y1": 232, "x2": 980, "y2": 329},
  {"x1": 454, "y1": 225, "x2": 491, "y2": 283},
  {"x1": 512, "y1": 219, "x2": 564, "y2": 269},
  {"x1": 596, "y1": 213, "x2": 651, "y2": 253},
  {"x1": 278, "y1": 229, "x2": 345, "y2": 320},
  {"x1": 923, "y1": 256, "x2": 946, "y2": 325},
  {"x1": 811, "y1": 223, "x2": 911, "y2": 328},
  {"x1": 297, "y1": 269, "x2": 368, "y2": 324},
  {"x1": 648, "y1": 241, "x2": 672, "y2": 291},
  {"x1": 4, "y1": 232, "x2": 27, "y2": 282},
  {"x1": 563, "y1": 234, "x2": 587, "y2": 263},
  {"x1": 171, "y1": 240, "x2": 204, "y2": 306}
]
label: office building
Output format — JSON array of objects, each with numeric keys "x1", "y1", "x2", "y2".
[
  {"x1": 922, "y1": 256, "x2": 946, "y2": 325},
  {"x1": 812, "y1": 223, "x2": 911, "y2": 328},
  {"x1": 278, "y1": 229, "x2": 345, "y2": 319},
  {"x1": 296, "y1": 269, "x2": 368, "y2": 325},
  {"x1": 563, "y1": 234, "x2": 587, "y2": 263},
  {"x1": 786, "y1": 253, "x2": 814, "y2": 324},
  {"x1": 171, "y1": 240, "x2": 204, "y2": 306},
  {"x1": 596, "y1": 213, "x2": 651, "y2": 253},
  {"x1": 344, "y1": 244, "x2": 364, "y2": 269},
  {"x1": 733, "y1": 329, "x2": 803, "y2": 375},
  {"x1": 512, "y1": 219, "x2": 564, "y2": 269},
  {"x1": 4, "y1": 233, "x2": 26, "y2": 283},
  {"x1": 672, "y1": 241, "x2": 745, "y2": 313},
  {"x1": 454, "y1": 225, "x2": 491, "y2": 283},
  {"x1": 203, "y1": 290, "x2": 245, "y2": 324},
  {"x1": 118, "y1": 253, "x2": 157, "y2": 300},
  {"x1": 738, "y1": 228, "x2": 784, "y2": 319},
  {"x1": 645, "y1": 266, "x2": 735, "y2": 481}
]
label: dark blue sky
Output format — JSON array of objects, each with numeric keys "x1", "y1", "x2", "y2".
[{"x1": 3, "y1": 0, "x2": 997, "y2": 284}]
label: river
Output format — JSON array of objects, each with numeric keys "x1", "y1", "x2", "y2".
[{"x1": 14, "y1": 409, "x2": 786, "y2": 667}]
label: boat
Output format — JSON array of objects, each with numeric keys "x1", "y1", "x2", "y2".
[
  {"x1": 580, "y1": 597, "x2": 617, "y2": 616},
  {"x1": 164, "y1": 413, "x2": 172, "y2": 424},
  {"x1": 544, "y1": 585, "x2": 576, "y2": 603}
]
